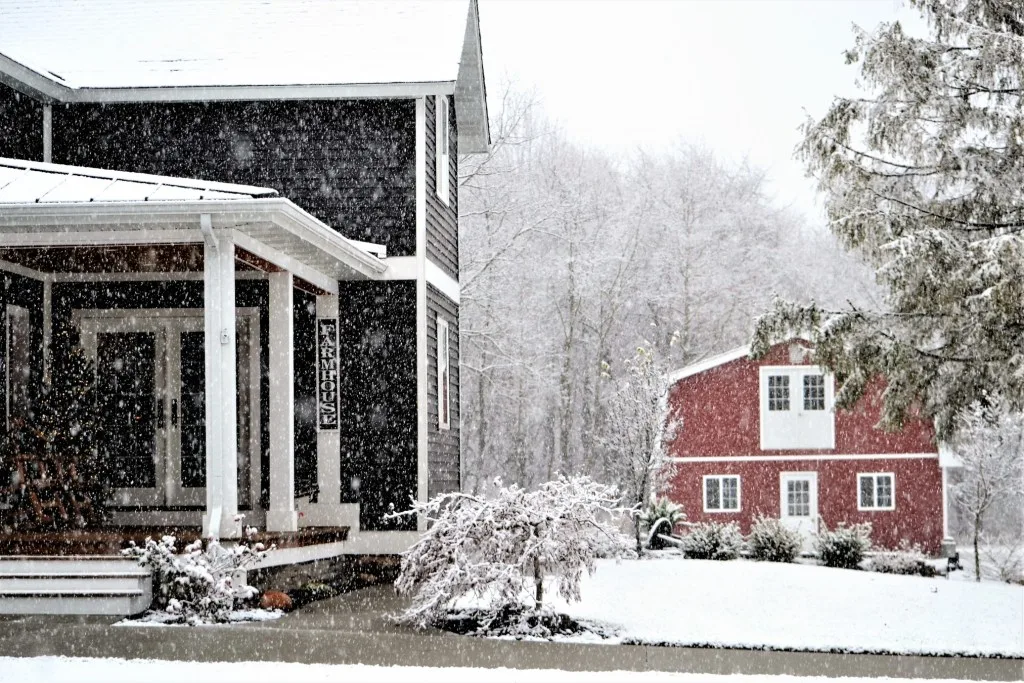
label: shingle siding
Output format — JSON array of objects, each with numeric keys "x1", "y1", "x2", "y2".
[
  {"x1": 50, "y1": 99, "x2": 417, "y2": 255},
  {"x1": 427, "y1": 284, "x2": 460, "y2": 497},
  {"x1": 0, "y1": 81, "x2": 42, "y2": 161},
  {"x1": 337, "y1": 280, "x2": 418, "y2": 531},
  {"x1": 425, "y1": 95, "x2": 459, "y2": 280}
]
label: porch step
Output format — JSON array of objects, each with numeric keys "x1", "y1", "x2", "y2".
[{"x1": 0, "y1": 557, "x2": 151, "y2": 615}]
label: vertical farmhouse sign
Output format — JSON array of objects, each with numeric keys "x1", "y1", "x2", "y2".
[{"x1": 317, "y1": 318, "x2": 339, "y2": 431}]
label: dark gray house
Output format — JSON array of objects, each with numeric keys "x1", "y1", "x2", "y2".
[{"x1": 0, "y1": 0, "x2": 487, "y2": 613}]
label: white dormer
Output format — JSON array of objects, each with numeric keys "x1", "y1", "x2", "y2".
[{"x1": 759, "y1": 365, "x2": 835, "y2": 450}]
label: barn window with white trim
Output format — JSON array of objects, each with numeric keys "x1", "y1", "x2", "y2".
[
  {"x1": 437, "y1": 316, "x2": 450, "y2": 430},
  {"x1": 858, "y1": 473, "x2": 895, "y2": 510},
  {"x1": 704, "y1": 475, "x2": 740, "y2": 512}
]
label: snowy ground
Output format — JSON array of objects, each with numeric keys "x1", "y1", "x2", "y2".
[
  {"x1": 547, "y1": 558, "x2": 1024, "y2": 657},
  {"x1": 0, "y1": 657, "x2": 978, "y2": 683}
]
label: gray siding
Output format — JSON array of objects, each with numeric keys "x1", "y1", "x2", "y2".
[
  {"x1": 425, "y1": 95, "x2": 459, "y2": 280},
  {"x1": 0, "y1": 82, "x2": 42, "y2": 161},
  {"x1": 50, "y1": 99, "x2": 417, "y2": 256},
  {"x1": 427, "y1": 284, "x2": 460, "y2": 497}
]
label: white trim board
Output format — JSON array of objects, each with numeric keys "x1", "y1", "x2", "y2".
[
  {"x1": 668, "y1": 345, "x2": 750, "y2": 383},
  {"x1": 425, "y1": 259, "x2": 459, "y2": 304},
  {"x1": 415, "y1": 97, "x2": 429, "y2": 530},
  {"x1": 670, "y1": 453, "x2": 939, "y2": 464}
]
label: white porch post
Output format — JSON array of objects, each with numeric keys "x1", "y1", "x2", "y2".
[
  {"x1": 201, "y1": 217, "x2": 240, "y2": 539},
  {"x1": 316, "y1": 294, "x2": 342, "y2": 507},
  {"x1": 267, "y1": 270, "x2": 298, "y2": 532}
]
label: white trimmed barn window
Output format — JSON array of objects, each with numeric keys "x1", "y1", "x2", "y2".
[
  {"x1": 435, "y1": 95, "x2": 451, "y2": 206},
  {"x1": 759, "y1": 366, "x2": 835, "y2": 450},
  {"x1": 437, "y1": 316, "x2": 450, "y2": 430},
  {"x1": 858, "y1": 473, "x2": 895, "y2": 510},
  {"x1": 704, "y1": 475, "x2": 740, "y2": 512}
]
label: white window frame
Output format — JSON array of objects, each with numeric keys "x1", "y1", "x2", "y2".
[
  {"x1": 857, "y1": 472, "x2": 896, "y2": 511},
  {"x1": 435, "y1": 95, "x2": 451, "y2": 206},
  {"x1": 759, "y1": 365, "x2": 836, "y2": 450},
  {"x1": 703, "y1": 474, "x2": 741, "y2": 513},
  {"x1": 5, "y1": 304, "x2": 31, "y2": 429},
  {"x1": 436, "y1": 316, "x2": 450, "y2": 430}
]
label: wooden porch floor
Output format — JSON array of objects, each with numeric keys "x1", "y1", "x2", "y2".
[{"x1": 0, "y1": 526, "x2": 349, "y2": 556}]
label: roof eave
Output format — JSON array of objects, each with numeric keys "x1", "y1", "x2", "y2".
[{"x1": 455, "y1": 0, "x2": 490, "y2": 154}]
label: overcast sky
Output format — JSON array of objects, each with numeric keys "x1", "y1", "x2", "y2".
[{"x1": 478, "y1": 0, "x2": 923, "y2": 224}]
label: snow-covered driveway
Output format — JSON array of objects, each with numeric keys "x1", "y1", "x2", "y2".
[{"x1": 557, "y1": 559, "x2": 1024, "y2": 657}]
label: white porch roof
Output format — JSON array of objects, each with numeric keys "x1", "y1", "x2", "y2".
[{"x1": 0, "y1": 158, "x2": 387, "y2": 291}]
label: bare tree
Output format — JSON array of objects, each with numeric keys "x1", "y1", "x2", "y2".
[{"x1": 952, "y1": 402, "x2": 1024, "y2": 582}]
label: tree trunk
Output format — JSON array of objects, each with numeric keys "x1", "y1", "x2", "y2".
[
  {"x1": 634, "y1": 514, "x2": 643, "y2": 558},
  {"x1": 534, "y1": 555, "x2": 543, "y2": 611},
  {"x1": 973, "y1": 513, "x2": 982, "y2": 582}
]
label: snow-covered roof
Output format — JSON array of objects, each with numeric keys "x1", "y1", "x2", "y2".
[
  {"x1": 0, "y1": 0, "x2": 490, "y2": 152},
  {"x1": 0, "y1": 158, "x2": 278, "y2": 203},
  {"x1": 667, "y1": 345, "x2": 753, "y2": 384}
]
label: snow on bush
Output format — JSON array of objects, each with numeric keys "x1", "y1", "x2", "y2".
[
  {"x1": 680, "y1": 521, "x2": 742, "y2": 560},
  {"x1": 638, "y1": 496, "x2": 685, "y2": 550},
  {"x1": 122, "y1": 530, "x2": 270, "y2": 625},
  {"x1": 748, "y1": 516, "x2": 802, "y2": 563},
  {"x1": 390, "y1": 476, "x2": 625, "y2": 630},
  {"x1": 869, "y1": 541, "x2": 937, "y2": 577},
  {"x1": 977, "y1": 533, "x2": 1024, "y2": 584},
  {"x1": 815, "y1": 522, "x2": 872, "y2": 569}
]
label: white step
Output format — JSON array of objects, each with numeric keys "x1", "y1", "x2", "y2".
[
  {"x1": 0, "y1": 590, "x2": 151, "y2": 615},
  {"x1": 0, "y1": 556, "x2": 152, "y2": 615}
]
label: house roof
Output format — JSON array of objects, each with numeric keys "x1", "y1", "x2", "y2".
[
  {"x1": 0, "y1": 0, "x2": 490, "y2": 151},
  {"x1": 0, "y1": 158, "x2": 278, "y2": 203},
  {"x1": 667, "y1": 345, "x2": 753, "y2": 384}
]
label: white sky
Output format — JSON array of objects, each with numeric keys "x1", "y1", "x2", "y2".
[{"x1": 478, "y1": 0, "x2": 924, "y2": 224}]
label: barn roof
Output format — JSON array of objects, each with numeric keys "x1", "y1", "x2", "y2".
[
  {"x1": 0, "y1": 157, "x2": 278, "y2": 203},
  {"x1": 0, "y1": 0, "x2": 490, "y2": 151},
  {"x1": 667, "y1": 345, "x2": 752, "y2": 384}
]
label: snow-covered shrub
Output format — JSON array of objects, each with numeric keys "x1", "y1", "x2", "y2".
[
  {"x1": 978, "y1": 533, "x2": 1024, "y2": 584},
  {"x1": 748, "y1": 516, "x2": 802, "y2": 563},
  {"x1": 680, "y1": 521, "x2": 742, "y2": 560},
  {"x1": 869, "y1": 541, "x2": 937, "y2": 577},
  {"x1": 390, "y1": 476, "x2": 625, "y2": 630},
  {"x1": 122, "y1": 531, "x2": 270, "y2": 625},
  {"x1": 638, "y1": 497, "x2": 686, "y2": 550},
  {"x1": 815, "y1": 522, "x2": 872, "y2": 569}
]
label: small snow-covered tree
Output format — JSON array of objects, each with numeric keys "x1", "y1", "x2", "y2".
[
  {"x1": 390, "y1": 476, "x2": 624, "y2": 629},
  {"x1": 599, "y1": 347, "x2": 679, "y2": 557},
  {"x1": 952, "y1": 402, "x2": 1024, "y2": 582}
]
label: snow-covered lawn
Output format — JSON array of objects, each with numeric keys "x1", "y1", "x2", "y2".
[
  {"x1": 551, "y1": 558, "x2": 1024, "y2": 657},
  {"x1": 0, "y1": 657, "x2": 975, "y2": 683}
]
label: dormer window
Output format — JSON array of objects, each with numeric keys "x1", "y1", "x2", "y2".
[
  {"x1": 759, "y1": 366, "x2": 835, "y2": 450},
  {"x1": 435, "y1": 95, "x2": 451, "y2": 206}
]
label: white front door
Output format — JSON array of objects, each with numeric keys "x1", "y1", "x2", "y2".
[
  {"x1": 780, "y1": 472, "x2": 818, "y2": 548},
  {"x1": 79, "y1": 310, "x2": 261, "y2": 509}
]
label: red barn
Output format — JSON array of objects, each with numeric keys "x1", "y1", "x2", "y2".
[{"x1": 663, "y1": 340, "x2": 958, "y2": 556}]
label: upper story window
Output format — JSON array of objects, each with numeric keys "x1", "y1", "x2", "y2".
[
  {"x1": 858, "y1": 473, "x2": 895, "y2": 510},
  {"x1": 437, "y1": 316, "x2": 450, "y2": 430},
  {"x1": 767, "y1": 375, "x2": 790, "y2": 411},
  {"x1": 803, "y1": 374, "x2": 825, "y2": 410},
  {"x1": 435, "y1": 95, "x2": 451, "y2": 206},
  {"x1": 704, "y1": 475, "x2": 741, "y2": 512},
  {"x1": 759, "y1": 366, "x2": 835, "y2": 450}
]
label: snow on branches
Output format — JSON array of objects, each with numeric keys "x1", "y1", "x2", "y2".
[
  {"x1": 390, "y1": 476, "x2": 625, "y2": 629},
  {"x1": 754, "y1": 0, "x2": 1024, "y2": 439}
]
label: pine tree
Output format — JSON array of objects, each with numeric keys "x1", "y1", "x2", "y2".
[{"x1": 753, "y1": 1, "x2": 1024, "y2": 439}]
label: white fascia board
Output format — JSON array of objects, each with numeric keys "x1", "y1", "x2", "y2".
[
  {"x1": 669, "y1": 453, "x2": 939, "y2": 463},
  {"x1": 455, "y1": 0, "x2": 490, "y2": 153},
  {"x1": 0, "y1": 198, "x2": 386, "y2": 279},
  {"x1": 228, "y1": 229, "x2": 337, "y2": 296},
  {"x1": 383, "y1": 255, "x2": 419, "y2": 280},
  {"x1": 0, "y1": 51, "x2": 69, "y2": 102},
  {"x1": 668, "y1": 345, "x2": 752, "y2": 384}
]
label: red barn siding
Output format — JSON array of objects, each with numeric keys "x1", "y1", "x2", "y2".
[
  {"x1": 667, "y1": 345, "x2": 936, "y2": 458},
  {"x1": 666, "y1": 457, "x2": 944, "y2": 554}
]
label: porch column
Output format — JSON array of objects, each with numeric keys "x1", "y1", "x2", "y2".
[
  {"x1": 316, "y1": 294, "x2": 342, "y2": 507},
  {"x1": 201, "y1": 218, "x2": 240, "y2": 539},
  {"x1": 267, "y1": 270, "x2": 298, "y2": 532}
]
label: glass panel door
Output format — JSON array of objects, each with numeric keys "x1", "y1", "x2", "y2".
[
  {"x1": 779, "y1": 472, "x2": 818, "y2": 550},
  {"x1": 94, "y1": 330, "x2": 165, "y2": 506}
]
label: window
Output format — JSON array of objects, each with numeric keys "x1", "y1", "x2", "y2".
[
  {"x1": 767, "y1": 374, "x2": 789, "y2": 411},
  {"x1": 803, "y1": 373, "x2": 825, "y2": 410},
  {"x1": 6, "y1": 304, "x2": 30, "y2": 428},
  {"x1": 858, "y1": 473, "x2": 895, "y2": 510},
  {"x1": 437, "y1": 316, "x2": 450, "y2": 430},
  {"x1": 435, "y1": 95, "x2": 451, "y2": 206},
  {"x1": 704, "y1": 475, "x2": 740, "y2": 512}
]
